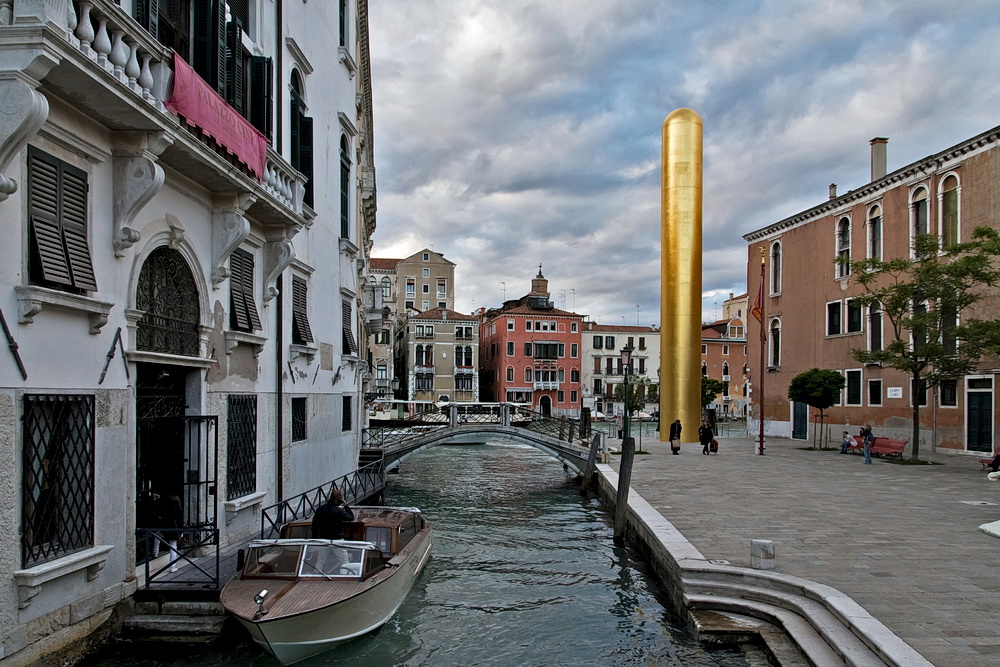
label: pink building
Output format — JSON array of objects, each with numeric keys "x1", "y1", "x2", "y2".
[{"x1": 479, "y1": 269, "x2": 584, "y2": 416}]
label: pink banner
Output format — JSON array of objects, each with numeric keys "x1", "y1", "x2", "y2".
[{"x1": 166, "y1": 53, "x2": 267, "y2": 180}]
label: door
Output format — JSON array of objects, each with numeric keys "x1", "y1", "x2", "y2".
[
  {"x1": 539, "y1": 395, "x2": 552, "y2": 416},
  {"x1": 967, "y1": 383, "x2": 993, "y2": 452},
  {"x1": 792, "y1": 401, "x2": 808, "y2": 440}
]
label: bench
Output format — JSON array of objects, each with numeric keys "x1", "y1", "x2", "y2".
[
  {"x1": 979, "y1": 448, "x2": 1000, "y2": 470},
  {"x1": 848, "y1": 435, "x2": 906, "y2": 459}
]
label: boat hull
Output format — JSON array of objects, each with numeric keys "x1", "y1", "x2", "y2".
[{"x1": 232, "y1": 531, "x2": 432, "y2": 664}]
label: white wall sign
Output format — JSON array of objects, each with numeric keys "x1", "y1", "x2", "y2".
[{"x1": 887, "y1": 387, "x2": 903, "y2": 399}]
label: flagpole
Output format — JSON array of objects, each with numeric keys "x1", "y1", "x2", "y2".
[{"x1": 757, "y1": 247, "x2": 766, "y2": 455}]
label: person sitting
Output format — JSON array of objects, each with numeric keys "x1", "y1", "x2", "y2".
[
  {"x1": 311, "y1": 489, "x2": 354, "y2": 539},
  {"x1": 841, "y1": 431, "x2": 853, "y2": 454},
  {"x1": 989, "y1": 452, "x2": 1000, "y2": 473}
]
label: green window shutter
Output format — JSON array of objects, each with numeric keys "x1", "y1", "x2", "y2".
[
  {"x1": 229, "y1": 250, "x2": 250, "y2": 331},
  {"x1": 226, "y1": 19, "x2": 245, "y2": 115},
  {"x1": 299, "y1": 115, "x2": 314, "y2": 208},
  {"x1": 193, "y1": 0, "x2": 226, "y2": 93},
  {"x1": 250, "y1": 56, "x2": 273, "y2": 140},
  {"x1": 60, "y1": 168, "x2": 97, "y2": 291},
  {"x1": 135, "y1": 0, "x2": 158, "y2": 38},
  {"x1": 291, "y1": 277, "x2": 313, "y2": 344}
]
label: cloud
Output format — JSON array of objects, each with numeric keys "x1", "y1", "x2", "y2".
[{"x1": 368, "y1": 0, "x2": 1000, "y2": 324}]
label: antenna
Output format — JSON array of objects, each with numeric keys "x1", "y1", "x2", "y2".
[
  {"x1": 500, "y1": 281, "x2": 506, "y2": 301},
  {"x1": 571, "y1": 289, "x2": 576, "y2": 310}
]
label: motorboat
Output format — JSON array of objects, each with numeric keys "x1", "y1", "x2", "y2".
[{"x1": 220, "y1": 507, "x2": 432, "y2": 664}]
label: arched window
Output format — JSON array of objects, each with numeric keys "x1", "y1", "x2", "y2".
[
  {"x1": 290, "y1": 70, "x2": 313, "y2": 207},
  {"x1": 868, "y1": 303, "x2": 882, "y2": 352},
  {"x1": 701, "y1": 361, "x2": 708, "y2": 376},
  {"x1": 524, "y1": 367, "x2": 533, "y2": 383},
  {"x1": 722, "y1": 362, "x2": 730, "y2": 377},
  {"x1": 770, "y1": 241, "x2": 781, "y2": 294},
  {"x1": 836, "y1": 217, "x2": 851, "y2": 278},
  {"x1": 506, "y1": 366, "x2": 514, "y2": 382},
  {"x1": 381, "y1": 276, "x2": 391, "y2": 298},
  {"x1": 911, "y1": 186, "x2": 929, "y2": 238},
  {"x1": 340, "y1": 135, "x2": 351, "y2": 239},
  {"x1": 940, "y1": 174, "x2": 959, "y2": 247},
  {"x1": 769, "y1": 318, "x2": 781, "y2": 367},
  {"x1": 867, "y1": 204, "x2": 882, "y2": 259},
  {"x1": 136, "y1": 247, "x2": 200, "y2": 356}
]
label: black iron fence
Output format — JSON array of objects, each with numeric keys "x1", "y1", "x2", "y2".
[
  {"x1": 259, "y1": 462, "x2": 385, "y2": 538},
  {"x1": 137, "y1": 526, "x2": 220, "y2": 589}
]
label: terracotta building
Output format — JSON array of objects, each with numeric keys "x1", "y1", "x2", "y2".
[
  {"x1": 478, "y1": 269, "x2": 584, "y2": 416},
  {"x1": 744, "y1": 127, "x2": 1000, "y2": 454},
  {"x1": 701, "y1": 319, "x2": 749, "y2": 419}
]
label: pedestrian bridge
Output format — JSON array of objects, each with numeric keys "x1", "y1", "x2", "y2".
[{"x1": 361, "y1": 403, "x2": 596, "y2": 475}]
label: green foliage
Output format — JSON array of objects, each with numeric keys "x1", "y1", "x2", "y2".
[
  {"x1": 701, "y1": 376, "x2": 726, "y2": 408},
  {"x1": 787, "y1": 368, "x2": 845, "y2": 410},
  {"x1": 614, "y1": 376, "x2": 647, "y2": 413},
  {"x1": 841, "y1": 227, "x2": 1000, "y2": 460}
]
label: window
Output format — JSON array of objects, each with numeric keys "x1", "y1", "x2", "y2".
[
  {"x1": 912, "y1": 301, "x2": 927, "y2": 353},
  {"x1": 846, "y1": 370, "x2": 862, "y2": 406},
  {"x1": 571, "y1": 343, "x2": 578, "y2": 358},
  {"x1": 422, "y1": 252, "x2": 429, "y2": 261},
  {"x1": 406, "y1": 279, "x2": 415, "y2": 296},
  {"x1": 229, "y1": 248, "x2": 261, "y2": 332},
  {"x1": 405, "y1": 301, "x2": 413, "y2": 309},
  {"x1": 415, "y1": 374, "x2": 433, "y2": 391},
  {"x1": 701, "y1": 344, "x2": 707, "y2": 354},
  {"x1": 571, "y1": 390, "x2": 578, "y2": 402},
  {"x1": 638, "y1": 358, "x2": 646, "y2": 373},
  {"x1": 342, "y1": 301, "x2": 358, "y2": 355},
  {"x1": 458, "y1": 346, "x2": 473, "y2": 367},
  {"x1": 940, "y1": 174, "x2": 959, "y2": 247},
  {"x1": 291, "y1": 276, "x2": 314, "y2": 344},
  {"x1": 558, "y1": 368, "x2": 565, "y2": 382},
  {"x1": 506, "y1": 341, "x2": 514, "y2": 356},
  {"x1": 571, "y1": 322, "x2": 578, "y2": 333},
  {"x1": 524, "y1": 342, "x2": 533, "y2": 357},
  {"x1": 594, "y1": 379, "x2": 603, "y2": 394},
  {"x1": 722, "y1": 362, "x2": 730, "y2": 377},
  {"x1": 227, "y1": 394, "x2": 258, "y2": 500},
  {"x1": 867, "y1": 204, "x2": 882, "y2": 259},
  {"x1": 558, "y1": 343, "x2": 565, "y2": 357},
  {"x1": 605, "y1": 336, "x2": 615, "y2": 349},
  {"x1": 911, "y1": 379, "x2": 928, "y2": 407},
  {"x1": 524, "y1": 368, "x2": 533, "y2": 383},
  {"x1": 593, "y1": 335, "x2": 603, "y2": 349},
  {"x1": 456, "y1": 375, "x2": 473, "y2": 391},
  {"x1": 291, "y1": 397, "x2": 307, "y2": 441},
  {"x1": 339, "y1": 136, "x2": 351, "y2": 238},
  {"x1": 769, "y1": 319, "x2": 781, "y2": 367},
  {"x1": 911, "y1": 186, "x2": 929, "y2": 238},
  {"x1": 415, "y1": 344, "x2": 432, "y2": 366},
  {"x1": 940, "y1": 380, "x2": 957, "y2": 407},
  {"x1": 438, "y1": 302, "x2": 446, "y2": 308},
  {"x1": 722, "y1": 345, "x2": 729, "y2": 355},
  {"x1": 638, "y1": 337, "x2": 645, "y2": 349},
  {"x1": 770, "y1": 241, "x2": 781, "y2": 294},
  {"x1": 571, "y1": 369, "x2": 579, "y2": 382},
  {"x1": 627, "y1": 337, "x2": 634, "y2": 348},
  {"x1": 377, "y1": 330, "x2": 389, "y2": 344},
  {"x1": 868, "y1": 303, "x2": 882, "y2": 352},
  {"x1": 422, "y1": 268, "x2": 430, "y2": 278},
  {"x1": 422, "y1": 284, "x2": 429, "y2": 294},
  {"x1": 26, "y1": 147, "x2": 97, "y2": 293},
  {"x1": 826, "y1": 301, "x2": 841, "y2": 336},
  {"x1": 941, "y1": 303, "x2": 958, "y2": 356},
  {"x1": 846, "y1": 299, "x2": 862, "y2": 333},
  {"x1": 701, "y1": 362, "x2": 707, "y2": 376},
  {"x1": 594, "y1": 357, "x2": 601, "y2": 373},
  {"x1": 506, "y1": 366, "x2": 514, "y2": 382},
  {"x1": 868, "y1": 379, "x2": 882, "y2": 406},
  {"x1": 22, "y1": 394, "x2": 94, "y2": 567},
  {"x1": 381, "y1": 277, "x2": 391, "y2": 298},
  {"x1": 290, "y1": 70, "x2": 314, "y2": 207},
  {"x1": 507, "y1": 319, "x2": 515, "y2": 331},
  {"x1": 342, "y1": 396, "x2": 352, "y2": 431},
  {"x1": 557, "y1": 391, "x2": 565, "y2": 402},
  {"x1": 836, "y1": 217, "x2": 851, "y2": 278},
  {"x1": 339, "y1": 0, "x2": 348, "y2": 46},
  {"x1": 422, "y1": 300, "x2": 429, "y2": 310},
  {"x1": 437, "y1": 279, "x2": 446, "y2": 296},
  {"x1": 526, "y1": 321, "x2": 533, "y2": 331}
]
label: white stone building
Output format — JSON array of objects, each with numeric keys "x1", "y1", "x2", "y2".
[
  {"x1": 0, "y1": 1, "x2": 377, "y2": 662},
  {"x1": 580, "y1": 323, "x2": 660, "y2": 418}
]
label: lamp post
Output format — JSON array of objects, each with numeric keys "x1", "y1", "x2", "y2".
[{"x1": 614, "y1": 345, "x2": 635, "y2": 544}]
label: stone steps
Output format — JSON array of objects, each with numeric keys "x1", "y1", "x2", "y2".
[{"x1": 123, "y1": 601, "x2": 227, "y2": 640}]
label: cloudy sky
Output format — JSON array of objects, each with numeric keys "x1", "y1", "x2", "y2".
[{"x1": 367, "y1": 0, "x2": 1000, "y2": 326}]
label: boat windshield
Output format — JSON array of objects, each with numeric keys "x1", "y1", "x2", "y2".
[
  {"x1": 244, "y1": 544, "x2": 303, "y2": 576},
  {"x1": 365, "y1": 526, "x2": 392, "y2": 554},
  {"x1": 300, "y1": 544, "x2": 367, "y2": 579}
]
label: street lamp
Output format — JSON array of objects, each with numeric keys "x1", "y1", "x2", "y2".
[{"x1": 620, "y1": 345, "x2": 634, "y2": 442}]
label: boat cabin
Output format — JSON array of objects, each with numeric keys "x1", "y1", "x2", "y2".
[
  {"x1": 277, "y1": 506, "x2": 426, "y2": 557},
  {"x1": 242, "y1": 540, "x2": 384, "y2": 581}
]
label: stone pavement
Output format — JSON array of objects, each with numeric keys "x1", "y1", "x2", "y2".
[{"x1": 607, "y1": 433, "x2": 1000, "y2": 666}]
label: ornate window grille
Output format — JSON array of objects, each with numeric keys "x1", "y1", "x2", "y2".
[
  {"x1": 22, "y1": 395, "x2": 94, "y2": 567},
  {"x1": 291, "y1": 397, "x2": 307, "y2": 442},
  {"x1": 342, "y1": 396, "x2": 352, "y2": 432},
  {"x1": 227, "y1": 395, "x2": 258, "y2": 500},
  {"x1": 136, "y1": 247, "x2": 201, "y2": 356}
]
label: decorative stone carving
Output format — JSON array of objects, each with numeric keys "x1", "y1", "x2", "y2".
[
  {"x1": 0, "y1": 75, "x2": 49, "y2": 202},
  {"x1": 211, "y1": 193, "x2": 256, "y2": 288},
  {"x1": 166, "y1": 213, "x2": 185, "y2": 249},
  {"x1": 112, "y1": 132, "x2": 172, "y2": 256},
  {"x1": 263, "y1": 236, "x2": 295, "y2": 303}
]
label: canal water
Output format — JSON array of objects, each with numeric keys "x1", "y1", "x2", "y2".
[{"x1": 81, "y1": 440, "x2": 765, "y2": 666}]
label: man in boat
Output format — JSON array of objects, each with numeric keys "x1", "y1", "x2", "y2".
[{"x1": 311, "y1": 489, "x2": 354, "y2": 539}]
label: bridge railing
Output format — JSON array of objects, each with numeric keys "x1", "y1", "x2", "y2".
[
  {"x1": 259, "y1": 462, "x2": 385, "y2": 538},
  {"x1": 363, "y1": 424, "x2": 447, "y2": 448},
  {"x1": 516, "y1": 408, "x2": 587, "y2": 443}
]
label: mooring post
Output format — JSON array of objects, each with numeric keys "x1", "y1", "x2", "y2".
[
  {"x1": 501, "y1": 404, "x2": 511, "y2": 426},
  {"x1": 580, "y1": 432, "x2": 603, "y2": 494},
  {"x1": 449, "y1": 404, "x2": 458, "y2": 428},
  {"x1": 614, "y1": 436, "x2": 636, "y2": 544}
]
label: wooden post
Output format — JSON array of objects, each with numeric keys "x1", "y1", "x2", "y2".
[
  {"x1": 614, "y1": 436, "x2": 636, "y2": 544},
  {"x1": 581, "y1": 432, "x2": 603, "y2": 494}
]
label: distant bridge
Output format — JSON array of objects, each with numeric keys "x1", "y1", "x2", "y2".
[{"x1": 361, "y1": 403, "x2": 595, "y2": 475}]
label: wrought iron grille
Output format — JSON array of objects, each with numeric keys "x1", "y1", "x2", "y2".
[
  {"x1": 136, "y1": 247, "x2": 200, "y2": 356},
  {"x1": 291, "y1": 397, "x2": 307, "y2": 441},
  {"x1": 227, "y1": 395, "x2": 257, "y2": 500},
  {"x1": 342, "y1": 396, "x2": 352, "y2": 432},
  {"x1": 22, "y1": 394, "x2": 94, "y2": 567}
]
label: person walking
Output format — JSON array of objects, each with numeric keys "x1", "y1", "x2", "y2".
[
  {"x1": 669, "y1": 419, "x2": 682, "y2": 455},
  {"x1": 699, "y1": 420, "x2": 714, "y2": 455},
  {"x1": 861, "y1": 424, "x2": 874, "y2": 464}
]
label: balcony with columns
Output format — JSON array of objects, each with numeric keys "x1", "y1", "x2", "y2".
[{"x1": 0, "y1": 0, "x2": 308, "y2": 234}]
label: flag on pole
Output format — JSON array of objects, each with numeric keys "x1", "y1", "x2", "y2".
[{"x1": 750, "y1": 266, "x2": 764, "y2": 324}]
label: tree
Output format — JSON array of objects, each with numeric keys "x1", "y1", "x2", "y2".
[
  {"x1": 614, "y1": 376, "x2": 647, "y2": 414},
  {"x1": 787, "y1": 368, "x2": 845, "y2": 449},
  {"x1": 701, "y1": 376, "x2": 726, "y2": 410},
  {"x1": 844, "y1": 228, "x2": 1000, "y2": 461}
]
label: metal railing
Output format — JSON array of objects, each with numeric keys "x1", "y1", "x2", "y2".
[{"x1": 259, "y1": 462, "x2": 385, "y2": 538}]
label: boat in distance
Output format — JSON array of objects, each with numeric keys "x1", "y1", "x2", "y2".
[{"x1": 220, "y1": 506, "x2": 432, "y2": 664}]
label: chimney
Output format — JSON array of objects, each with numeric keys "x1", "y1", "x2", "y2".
[
  {"x1": 870, "y1": 137, "x2": 888, "y2": 181},
  {"x1": 829, "y1": 183, "x2": 837, "y2": 200}
]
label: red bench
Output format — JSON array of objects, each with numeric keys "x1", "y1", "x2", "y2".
[{"x1": 848, "y1": 435, "x2": 907, "y2": 459}]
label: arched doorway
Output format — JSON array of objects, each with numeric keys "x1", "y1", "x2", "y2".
[
  {"x1": 539, "y1": 395, "x2": 552, "y2": 416},
  {"x1": 133, "y1": 247, "x2": 217, "y2": 566}
]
